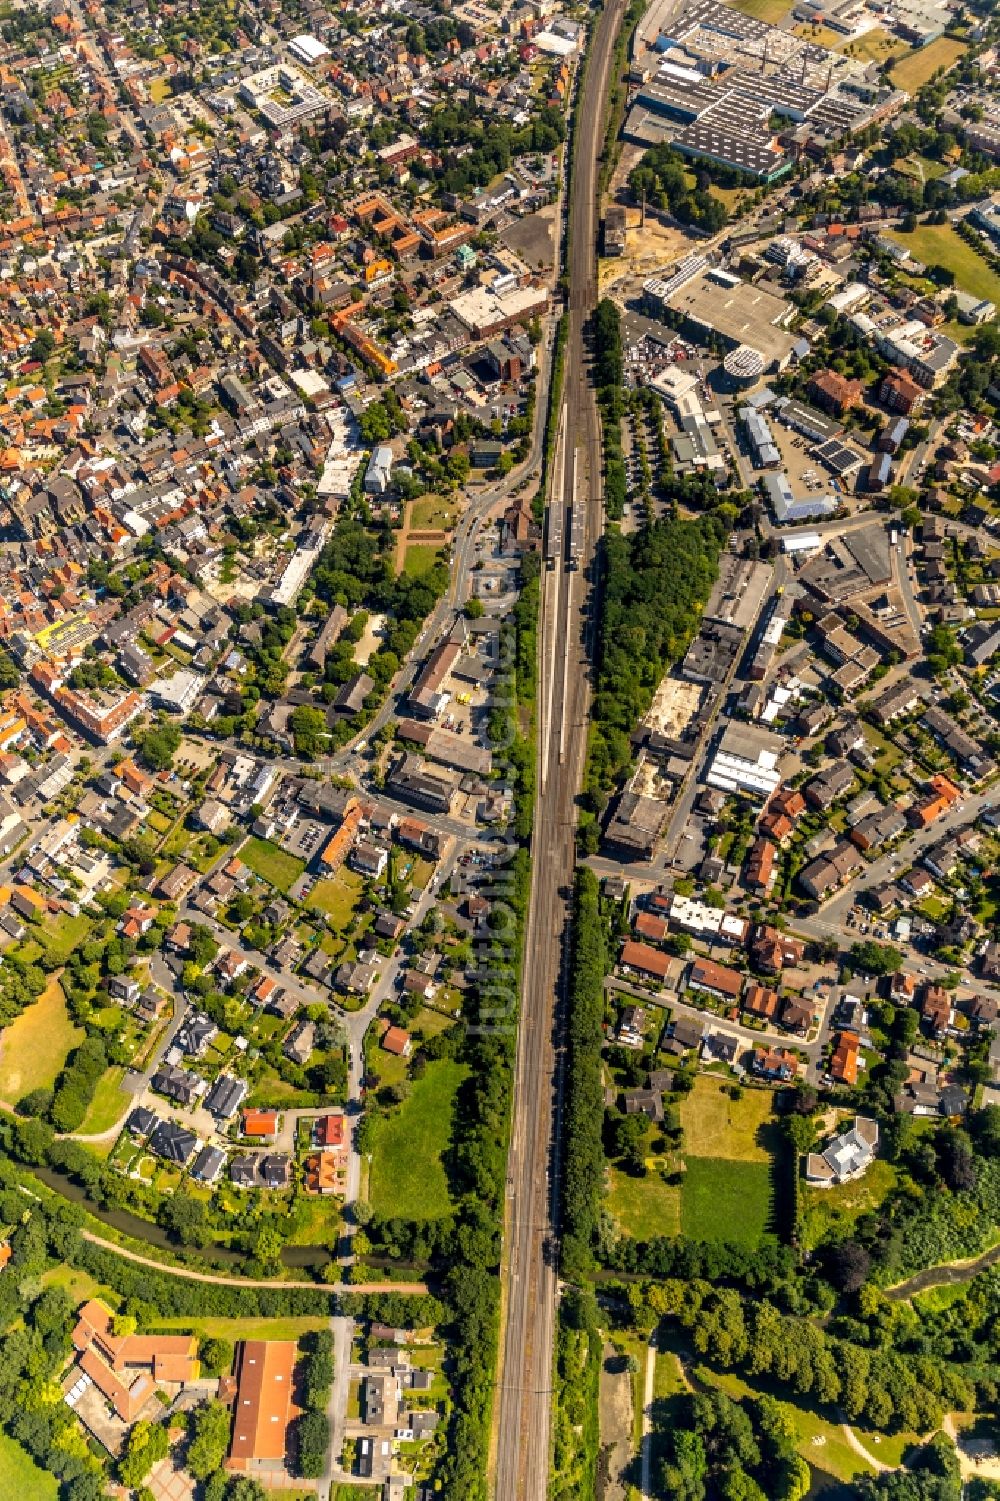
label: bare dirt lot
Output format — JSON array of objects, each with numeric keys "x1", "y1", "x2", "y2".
[
  {"x1": 599, "y1": 1341, "x2": 634, "y2": 1501},
  {"x1": 500, "y1": 204, "x2": 557, "y2": 274},
  {"x1": 599, "y1": 209, "x2": 695, "y2": 294}
]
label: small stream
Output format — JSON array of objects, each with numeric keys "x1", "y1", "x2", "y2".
[{"x1": 32, "y1": 1164, "x2": 331, "y2": 1272}]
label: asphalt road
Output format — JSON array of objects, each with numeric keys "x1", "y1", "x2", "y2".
[{"x1": 492, "y1": 3, "x2": 625, "y2": 1495}]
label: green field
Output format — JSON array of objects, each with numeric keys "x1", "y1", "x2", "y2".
[
  {"x1": 890, "y1": 34, "x2": 966, "y2": 92},
  {"x1": 410, "y1": 495, "x2": 459, "y2": 530},
  {"x1": 680, "y1": 1157, "x2": 773, "y2": 1245},
  {"x1": 608, "y1": 1165, "x2": 681, "y2": 1239},
  {"x1": 76, "y1": 1066, "x2": 129, "y2": 1136},
  {"x1": 39, "y1": 911, "x2": 92, "y2": 966},
  {"x1": 369, "y1": 1058, "x2": 467, "y2": 1220},
  {"x1": 308, "y1": 868, "x2": 365, "y2": 929},
  {"x1": 800, "y1": 1159, "x2": 897, "y2": 1251},
  {"x1": 887, "y1": 222, "x2": 1000, "y2": 306},
  {"x1": 241, "y1": 837, "x2": 306, "y2": 894},
  {"x1": 680, "y1": 1077, "x2": 776, "y2": 1161},
  {"x1": 0, "y1": 1434, "x2": 58, "y2": 1501},
  {"x1": 0, "y1": 977, "x2": 83, "y2": 1104},
  {"x1": 730, "y1": 0, "x2": 790, "y2": 21},
  {"x1": 153, "y1": 1314, "x2": 329, "y2": 1342},
  {"x1": 699, "y1": 1366, "x2": 874, "y2": 1483},
  {"x1": 402, "y1": 542, "x2": 447, "y2": 581}
]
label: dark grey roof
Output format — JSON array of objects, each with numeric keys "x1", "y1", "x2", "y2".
[{"x1": 149, "y1": 1120, "x2": 198, "y2": 1164}]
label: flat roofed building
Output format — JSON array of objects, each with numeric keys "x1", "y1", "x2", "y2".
[{"x1": 227, "y1": 1340, "x2": 296, "y2": 1473}]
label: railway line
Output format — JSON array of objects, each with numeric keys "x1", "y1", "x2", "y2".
[{"x1": 491, "y1": 0, "x2": 627, "y2": 1493}]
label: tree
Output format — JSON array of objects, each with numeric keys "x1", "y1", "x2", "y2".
[
  {"x1": 119, "y1": 1420, "x2": 169, "y2": 1488},
  {"x1": 849, "y1": 942, "x2": 903, "y2": 977},
  {"x1": 295, "y1": 1410, "x2": 329, "y2": 1477},
  {"x1": 158, "y1": 1191, "x2": 209, "y2": 1248},
  {"x1": 827, "y1": 1241, "x2": 872, "y2": 1294},
  {"x1": 187, "y1": 1401, "x2": 231, "y2": 1480},
  {"x1": 134, "y1": 721, "x2": 181, "y2": 772}
]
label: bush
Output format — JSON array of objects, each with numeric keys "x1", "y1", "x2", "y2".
[{"x1": 49, "y1": 1036, "x2": 107, "y2": 1132}]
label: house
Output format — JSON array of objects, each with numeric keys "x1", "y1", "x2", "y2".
[
  {"x1": 382, "y1": 1025, "x2": 412, "y2": 1057},
  {"x1": 752, "y1": 926, "x2": 805, "y2": 972},
  {"x1": 127, "y1": 1107, "x2": 158, "y2": 1138},
  {"x1": 242, "y1": 1110, "x2": 279, "y2": 1140},
  {"x1": 701, "y1": 1032, "x2": 739, "y2": 1066},
  {"x1": 688, "y1": 957, "x2": 743, "y2": 1003},
  {"x1": 191, "y1": 1145, "x2": 226, "y2": 1184},
  {"x1": 304, "y1": 1151, "x2": 347, "y2": 1195},
  {"x1": 829, "y1": 1030, "x2": 860, "y2": 1086},
  {"x1": 805, "y1": 1116, "x2": 879, "y2": 1185},
  {"x1": 109, "y1": 976, "x2": 140, "y2": 1005},
  {"x1": 921, "y1": 984, "x2": 952, "y2": 1038},
  {"x1": 165, "y1": 921, "x2": 192, "y2": 953},
  {"x1": 668, "y1": 1015, "x2": 707, "y2": 1054},
  {"x1": 620, "y1": 939, "x2": 671, "y2": 983},
  {"x1": 226, "y1": 1340, "x2": 296, "y2": 1474},
  {"x1": 401, "y1": 970, "x2": 437, "y2": 1001},
  {"x1": 230, "y1": 1155, "x2": 258, "y2": 1188},
  {"x1": 744, "y1": 983, "x2": 781, "y2": 1022},
  {"x1": 176, "y1": 1012, "x2": 217, "y2": 1057},
  {"x1": 751, "y1": 1046, "x2": 799, "y2": 1081},
  {"x1": 148, "y1": 1120, "x2": 198, "y2": 1165},
  {"x1": 151, "y1": 1064, "x2": 202, "y2": 1109},
  {"x1": 204, "y1": 1075, "x2": 248, "y2": 1120},
  {"x1": 283, "y1": 1019, "x2": 315, "y2": 1066},
  {"x1": 313, "y1": 1114, "x2": 346, "y2": 1148},
  {"x1": 889, "y1": 972, "x2": 917, "y2": 1006},
  {"x1": 967, "y1": 994, "x2": 1000, "y2": 1030},
  {"x1": 259, "y1": 1154, "x2": 291, "y2": 1190},
  {"x1": 622, "y1": 1087, "x2": 664, "y2": 1122},
  {"x1": 901, "y1": 867, "x2": 934, "y2": 900},
  {"x1": 617, "y1": 1005, "x2": 646, "y2": 1047},
  {"x1": 70, "y1": 1299, "x2": 199, "y2": 1425},
  {"x1": 781, "y1": 996, "x2": 813, "y2": 1034}
]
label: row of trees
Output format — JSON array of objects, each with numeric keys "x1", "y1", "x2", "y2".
[
  {"x1": 594, "y1": 299, "x2": 627, "y2": 521},
  {"x1": 586, "y1": 514, "x2": 726, "y2": 804},
  {"x1": 560, "y1": 870, "x2": 608, "y2": 1278}
]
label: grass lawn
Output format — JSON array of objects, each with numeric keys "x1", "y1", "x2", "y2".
[
  {"x1": 913, "y1": 1281, "x2": 970, "y2": 1314},
  {"x1": 608, "y1": 1165, "x2": 681, "y2": 1239},
  {"x1": 308, "y1": 868, "x2": 365, "y2": 930},
  {"x1": 0, "y1": 977, "x2": 83, "y2": 1104},
  {"x1": 153, "y1": 1314, "x2": 329, "y2": 1342},
  {"x1": 77, "y1": 1066, "x2": 129, "y2": 1135},
  {"x1": 886, "y1": 222, "x2": 1000, "y2": 306},
  {"x1": 333, "y1": 1487, "x2": 380, "y2": 1500},
  {"x1": 841, "y1": 27, "x2": 908, "y2": 64},
  {"x1": 0, "y1": 1434, "x2": 58, "y2": 1501},
  {"x1": 730, "y1": 0, "x2": 790, "y2": 21},
  {"x1": 890, "y1": 35, "x2": 966, "y2": 92},
  {"x1": 800, "y1": 1159, "x2": 897, "y2": 1251},
  {"x1": 39, "y1": 911, "x2": 92, "y2": 965},
  {"x1": 412, "y1": 1007, "x2": 454, "y2": 1042},
  {"x1": 369, "y1": 1058, "x2": 467, "y2": 1220},
  {"x1": 40, "y1": 1263, "x2": 107, "y2": 1305},
  {"x1": 402, "y1": 542, "x2": 447, "y2": 581},
  {"x1": 410, "y1": 495, "x2": 459, "y2": 530},
  {"x1": 697, "y1": 1366, "x2": 874, "y2": 1483},
  {"x1": 241, "y1": 837, "x2": 306, "y2": 894},
  {"x1": 680, "y1": 1157, "x2": 773, "y2": 1246},
  {"x1": 680, "y1": 1077, "x2": 775, "y2": 1161}
]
